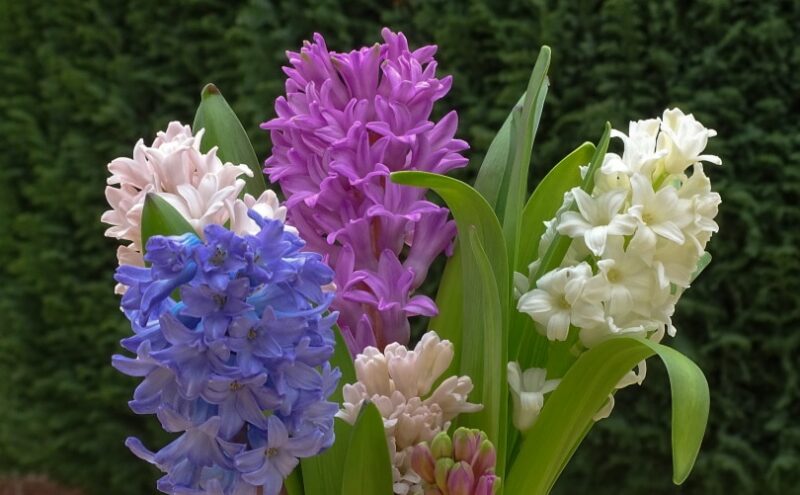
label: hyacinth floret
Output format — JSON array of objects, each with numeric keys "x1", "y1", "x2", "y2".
[
  {"x1": 263, "y1": 28, "x2": 469, "y2": 354},
  {"x1": 112, "y1": 210, "x2": 340, "y2": 495}
]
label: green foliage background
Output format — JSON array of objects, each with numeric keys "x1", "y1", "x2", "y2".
[{"x1": 0, "y1": 0, "x2": 797, "y2": 493}]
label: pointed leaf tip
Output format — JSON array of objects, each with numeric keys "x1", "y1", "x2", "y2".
[{"x1": 201, "y1": 83, "x2": 220, "y2": 98}]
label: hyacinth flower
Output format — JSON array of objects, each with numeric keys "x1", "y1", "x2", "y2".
[
  {"x1": 410, "y1": 428, "x2": 501, "y2": 495},
  {"x1": 263, "y1": 28, "x2": 469, "y2": 354},
  {"x1": 102, "y1": 121, "x2": 288, "y2": 293},
  {"x1": 112, "y1": 210, "x2": 340, "y2": 495},
  {"x1": 337, "y1": 331, "x2": 481, "y2": 494},
  {"x1": 515, "y1": 108, "x2": 721, "y2": 422}
]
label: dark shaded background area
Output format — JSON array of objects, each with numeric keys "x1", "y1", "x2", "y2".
[{"x1": 1, "y1": 1, "x2": 798, "y2": 494}]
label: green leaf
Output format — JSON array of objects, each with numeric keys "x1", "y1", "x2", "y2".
[
  {"x1": 192, "y1": 83, "x2": 266, "y2": 196},
  {"x1": 532, "y1": 123, "x2": 611, "y2": 282},
  {"x1": 390, "y1": 172, "x2": 508, "y2": 304},
  {"x1": 301, "y1": 419, "x2": 353, "y2": 495},
  {"x1": 473, "y1": 96, "x2": 519, "y2": 210},
  {"x1": 330, "y1": 324, "x2": 356, "y2": 404},
  {"x1": 517, "y1": 142, "x2": 595, "y2": 272},
  {"x1": 299, "y1": 324, "x2": 356, "y2": 495},
  {"x1": 500, "y1": 47, "x2": 551, "y2": 268},
  {"x1": 509, "y1": 142, "x2": 595, "y2": 388},
  {"x1": 691, "y1": 252, "x2": 712, "y2": 282},
  {"x1": 391, "y1": 171, "x2": 509, "y2": 382},
  {"x1": 340, "y1": 402, "x2": 393, "y2": 495},
  {"x1": 427, "y1": 246, "x2": 464, "y2": 379},
  {"x1": 284, "y1": 467, "x2": 305, "y2": 495},
  {"x1": 457, "y1": 227, "x2": 508, "y2": 475},
  {"x1": 505, "y1": 336, "x2": 710, "y2": 494},
  {"x1": 140, "y1": 193, "x2": 195, "y2": 253},
  {"x1": 474, "y1": 46, "x2": 551, "y2": 227}
]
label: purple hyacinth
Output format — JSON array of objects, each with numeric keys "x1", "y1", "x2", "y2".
[
  {"x1": 113, "y1": 210, "x2": 340, "y2": 495},
  {"x1": 263, "y1": 28, "x2": 468, "y2": 354}
]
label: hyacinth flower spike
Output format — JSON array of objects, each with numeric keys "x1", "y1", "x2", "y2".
[
  {"x1": 112, "y1": 210, "x2": 341, "y2": 495},
  {"x1": 264, "y1": 29, "x2": 468, "y2": 354}
]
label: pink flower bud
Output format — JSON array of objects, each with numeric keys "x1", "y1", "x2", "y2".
[
  {"x1": 446, "y1": 460, "x2": 476, "y2": 495},
  {"x1": 452, "y1": 427, "x2": 486, "y2": 463},
  {"x1": 435, "y1": 458, "x2": 455, "y2": 491},
  {"x1": 474, "y1": 474, "x2": 501, "y2": 495},
  {"x1": 431, "y1": 431, "x2": 453, "y2": 459},
  {"x1": 411, "y1": 442, "x2": 437, "y2": 484},
  {"x1": 471, "y1": 439, "x2": 497, "y2": 478}
]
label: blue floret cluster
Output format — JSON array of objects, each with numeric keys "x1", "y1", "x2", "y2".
[{"x1": 112, "y1": 211, "x2": 340, "y2": 495}]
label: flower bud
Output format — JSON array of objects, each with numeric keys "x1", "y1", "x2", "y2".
[
  {"x1": 474, "y1": 474, "x2": 501, "y2": 495},
  {"x1": 453, "y1": 427, "x2": 485, "y2": 463},
  {"x1": 431, "y1": 431, "x2": 453, "y2": 459},
  {"x1": 446, "y1": 460, "x2": 476, "y2": 495},
  {"x1": 471, "y1": 439, "x2": 497, "y2": 478},
  {"x1": 435, "y1": 458, "x2": 455, "y2": 491},
  {"x1": 411, "y1": 442, "x2": 437, "y2": 484}
]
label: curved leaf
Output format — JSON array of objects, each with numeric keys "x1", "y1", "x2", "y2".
[
  {"x1": 501, "y1": 47, "x2": 550, "y2": 269},
  {"x1": 427, "y1": 246, "x2": 464, "y2": 378},
  {"x1": 390, "y1": 171, "x2": 508, "y2": 301},
  {"x1": 457, "y1": 227, "x2": 507, "y2": 474},
  {"x1": 473, "y1": 98, "x2": 517, "y2": 209},
  {"x1": 505, "y1": 336, "x2": 709, "y2": 494},
  {"x1": 299, "y1": 325, "x2": 356, "y2": 495},
  {"x1": 140, "y1": 193, "x2": 194, "y2": 253},
  {"x1": 340, "y1": 402, "x2": 393, "y2": 495},
  {"x1": 517, "y1": 142, "x2": 595, "y2": 272},
  {"x1": 329, "y1": 324, "x2": 356, "y2": 404},
  {"x1": 192, "y1": 83, "x2": 266, "y2": 196},
  {"x1": 283, "y1": 468, "x2": 305, "y2": 495},
  {"x1": 532, "y1": 123, "x2": 611, "y2": 282},
  {"x1": 473, "y1": 45, "x2": 551, "y2": 219},
  {"x1": 301, "y1": 418, "x2": 352, "y2": 495}
]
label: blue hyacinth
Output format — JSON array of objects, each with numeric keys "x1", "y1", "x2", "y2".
[{"x1": 112, "y1": 210, "x2": 340, "y2": 495}]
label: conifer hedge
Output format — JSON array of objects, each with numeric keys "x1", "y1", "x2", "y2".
[{"x1": 1, "y1": 1, "x2": 797, "y2": 493}]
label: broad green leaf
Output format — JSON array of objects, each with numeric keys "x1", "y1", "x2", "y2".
[
  {"x1": 301, "y1": 419, "x2": 353, "y2": 495},
  {"x1": 457, "y1": 227, "x2": 507, "y2": 475},
  {"x1": 474, "y1": 46, "x2": 551, "y2": 228},
  {"x1": 510, "y1": 143, "x2": 595, "y2": 393},
  {"x1": 284, "y1": 467, "x2": 305, "y2": 495},
  {"x1": 427, "y1": 246, "x2": 464, "y2": 379},
  {"x1": 390, "y1": 171, "x2": 508, "y2": 305},
  {"x1": 473, "y1": 96, "x2": 520, "y2": 209},
  {"x1": 340, "y1": 403, "x2": 393, "y2": 495},
  {"x1": 299, "y1": 325, "x2": 356, "y2": 495},
  {"x1": 192, "y1": 83, "x2": 266, "y2": 196},
  {"x1": 505, "y1": 336, "x2": 709, "y2": 494},
  {"x1": 517, "y1": 142, "x2": 595, "y2": 272},
  {"x1": 532, "y1": 123, "x2": 611, "y2": 282},
  {"x1": 140, "y1": 193, "x2": 195, "y2": 253},
  {"x1": 501, "y1": 47, "x2": 551, "y2": 271}
]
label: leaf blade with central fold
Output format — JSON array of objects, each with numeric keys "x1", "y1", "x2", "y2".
[{"x1": 505, "y1": 336, "x2": 709, "y2": 495}]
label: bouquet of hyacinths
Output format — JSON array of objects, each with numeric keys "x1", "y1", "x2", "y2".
[{"x1": 103, "y1": 29, "x2": 718, "y2": 495}]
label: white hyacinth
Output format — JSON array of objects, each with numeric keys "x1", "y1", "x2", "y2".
[
  {"x1": 517, "y1": 108, "x2": 721, "y2": 419},
  {"x1": 101, "y1": 121, "x2": 288, "y2": 292},
  {"x1": 507, "y1": 362, "x2": 561, "y2": 431},
  {"x1": 337, "y1": 331, "x2": 482, "y2": 495}
]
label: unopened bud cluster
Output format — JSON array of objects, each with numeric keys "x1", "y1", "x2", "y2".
[{"x1": 410, "y1": 428, "x2": 500, "y2": 495}]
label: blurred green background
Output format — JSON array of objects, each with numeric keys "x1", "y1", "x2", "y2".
[{"x1": 1, "y1": 0, "x2": 798, "y2": 493}]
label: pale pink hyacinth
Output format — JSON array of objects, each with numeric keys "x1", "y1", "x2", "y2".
[
  {"x1": 337, "y1": 331, "x2": 482, "y2": 495},
  {"x1": 102, "y1": 121, "x2": 288, "y2": 292}
]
